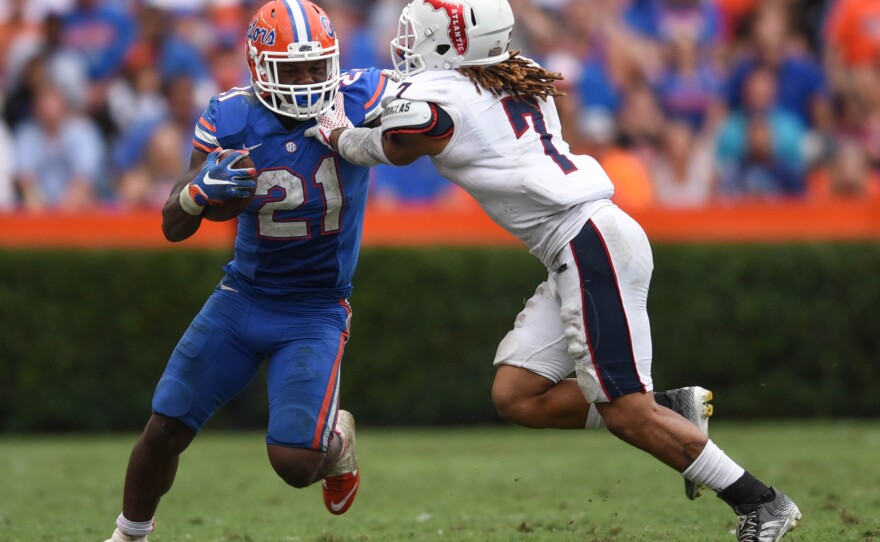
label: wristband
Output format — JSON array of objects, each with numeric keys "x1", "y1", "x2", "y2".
[{"x1": 179, "y1": 184, "x2": 204, "y2": 216}]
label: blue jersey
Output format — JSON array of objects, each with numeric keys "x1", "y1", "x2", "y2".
[{"x1": 192, "y1": 69, "x2": 389, "y2": 297}]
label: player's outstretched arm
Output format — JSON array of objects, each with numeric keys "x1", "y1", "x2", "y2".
[
  {"x1": 308, "y1": 92, "x2": 451, "y2": 167},
  {"x1": 383, "y1": 132, "x2": 448, "y2": 165},
  {"x1": 323, "y1": 124, "x2": 448, "y2": 167}
]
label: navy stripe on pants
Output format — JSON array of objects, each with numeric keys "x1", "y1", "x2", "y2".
[{"x1": 569, "y1": 220, "x2": 646, "y2": 399}]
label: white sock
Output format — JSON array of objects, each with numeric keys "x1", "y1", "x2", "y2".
[
  {"x1": 585, "y1": 404, "x2": 606, "y2": 429},
  {"x1": 116, "y1": 513, "x2": 154, "y2": 537},
  {"x1": 681, "y1": 439, "x2": 745, "y2": 492}
]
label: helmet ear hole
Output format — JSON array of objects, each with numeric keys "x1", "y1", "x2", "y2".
[
  {"x1": 436, "y1": 44, "x2": 450, "y2": 55},
  {"x1": 470, "y1": 9, "x2": 477, "y2": 26}
]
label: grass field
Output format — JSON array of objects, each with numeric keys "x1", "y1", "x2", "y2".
[{"x1": 1, "y1": 421, "x2": 878, "y2": 542}]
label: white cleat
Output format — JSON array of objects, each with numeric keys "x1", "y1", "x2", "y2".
[{"x1": 321, "y1": 410, "x2": 360, "y2": 515}]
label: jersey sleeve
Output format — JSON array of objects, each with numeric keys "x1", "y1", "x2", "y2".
[
  {"x1": 379, "y1": 74, "x2": 459, "y2": 139},
  {"x1": 339, "y1": 68, "x2": 391, "y2": 127},
  {"x1": 192, "y1": 88, "x2": 253, "y2": 153}
]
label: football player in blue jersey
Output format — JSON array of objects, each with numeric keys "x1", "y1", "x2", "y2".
[{"x1": 104, "y1": 2, "x2": 391, "y2": 541}]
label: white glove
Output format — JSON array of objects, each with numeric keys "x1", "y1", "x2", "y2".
[
  {"x1": 306, "y1": 91, "x2": 353, "y2": 149},
  {"x1": 381, "y1": 68, "x2": 405, "y2": 83}
]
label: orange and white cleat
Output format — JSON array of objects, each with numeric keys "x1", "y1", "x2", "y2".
[{"x1": 321, "y1": 410, "x2": 360, "y2": 515}]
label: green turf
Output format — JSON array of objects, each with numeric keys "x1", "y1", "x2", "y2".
[{"x1": 1, "y1": 422, "x2": 878, "y2": 542}]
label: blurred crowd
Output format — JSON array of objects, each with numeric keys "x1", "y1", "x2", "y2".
[{"x1": 0, "y1": 0, "x2": 879, "y2": 214}]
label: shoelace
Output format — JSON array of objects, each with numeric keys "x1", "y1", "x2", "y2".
[{"x1": 736, "y1": 512, "x2": 760, "y2": 542}]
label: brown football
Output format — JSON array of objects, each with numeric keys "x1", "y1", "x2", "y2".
[{"x1": 202, "y1": 149, "x2": 257, "y2": 222}]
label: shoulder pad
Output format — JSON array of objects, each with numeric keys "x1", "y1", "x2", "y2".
[
  {"x1": 382, "y1": 98, "x2": 452, "y2": 137},
  {"x1": 207, "y1": 88, "x2": 254, "y2": 147}
]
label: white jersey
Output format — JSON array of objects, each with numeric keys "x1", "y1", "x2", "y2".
[{"x1": 385, "y1": 70, "x2": 614, "y2": 268}]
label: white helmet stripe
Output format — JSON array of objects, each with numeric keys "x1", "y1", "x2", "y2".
[{"x1": 281, "y1": 0, "x2": 311, "y2": 42}]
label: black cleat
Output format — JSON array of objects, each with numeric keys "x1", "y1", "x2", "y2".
[{"x1": 734, "y1": 488, "x2": 802, "y2": 542}]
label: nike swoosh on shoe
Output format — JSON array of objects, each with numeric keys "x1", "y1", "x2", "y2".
[{"x1": 329, "y1": 480, "x2": 359, "y2": 513}]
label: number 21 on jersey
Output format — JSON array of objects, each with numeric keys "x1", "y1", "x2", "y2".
[{"x1": 254, "y1": 156, "x2": 343, "y2": 239}]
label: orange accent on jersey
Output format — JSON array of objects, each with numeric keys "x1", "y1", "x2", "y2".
[
  {"x1": 198, "y1": 117, "x2": 216, "y2": 132},
  {"x1": 363, "y1": 73, "x2": 388, "y2": 110},
  {"x1": 192, "y1": 139, "x2": 214, "y2": 153}
]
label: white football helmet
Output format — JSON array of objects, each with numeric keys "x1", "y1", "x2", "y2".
[{"x1": 390, "y1": 0, "x2": 514, "y2": 77}]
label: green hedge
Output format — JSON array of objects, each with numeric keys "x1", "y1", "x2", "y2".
[{"x1": 1, "y1": 244, "x2": 878, "y2": 432}]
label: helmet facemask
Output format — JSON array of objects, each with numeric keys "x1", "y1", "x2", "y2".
[
  {"x1": 390, "y1": 5, "x2": 426, "y2": 77},
  {"x1": 250, "y1": 40, "x2": 340, "y2": 120}
]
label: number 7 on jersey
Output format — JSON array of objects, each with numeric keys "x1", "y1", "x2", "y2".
[{"x1": 502, "y1": 97, "x2": 578, "y2": 175}]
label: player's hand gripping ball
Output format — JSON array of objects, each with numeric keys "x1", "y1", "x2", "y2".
[{"x1": 186, "y1": 148, "x2": 257, "y2": 222}]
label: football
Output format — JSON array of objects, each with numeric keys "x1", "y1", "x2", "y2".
[{"x1": 202, "y1": 149, "x2": 257, "y2": 222}]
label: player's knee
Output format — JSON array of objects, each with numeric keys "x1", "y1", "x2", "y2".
[
  {"x1": 141, "y1": 414, "x2": 196, "y2": 456},
  {"x1": 491, "y1": 380, "x2": 519, "y2": 422},
  {"x1": 267, "y1": 446, "x2": 323, "y2": 488},
  {"x1": 493, "y1": 373, "x2": 551, "y2": 427},
  {"x1": 493, "y1": 386, "x2": 540, "y2": 427},
  {"x1": 274, "y1": 463, "x2": 317, "y2": 488}
]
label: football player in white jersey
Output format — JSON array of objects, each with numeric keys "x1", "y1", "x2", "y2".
[{"x1": 307, "y1": 1, "x2": 802, "y2": 540}]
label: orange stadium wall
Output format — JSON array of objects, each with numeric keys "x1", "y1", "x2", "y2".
[{"x1": 2, "y1": 201, "x2": 880, "y2": 248}]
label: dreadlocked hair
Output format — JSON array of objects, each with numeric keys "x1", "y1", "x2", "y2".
[{"x1": 457, "y1": 51, "x2": 565, "y2": 103}]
